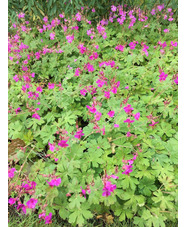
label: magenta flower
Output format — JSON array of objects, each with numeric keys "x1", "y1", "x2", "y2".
[
  {"x1": 95, "y1": 112, "x2": 102, "y2": 121},
  {"x1": 104, "y1": 91, "x2": 110, "y2": 99},
  {"x1": 45, "y1": 213, "x2": 52, "y2": 224},
  {"x1": 86, "y1": 105, "x2": 97, "y2": 113},
  {"x1": 124, "y1": 118, "x2": 135, "y2": 124},
  {"x1": 149, "y1": 121, "x2": 159, "y2": 126},
  {"x1": 13, "y1": 75, "x2": 19, "y2": 82},
  {"x1": 126, "y1": 132, "x2": 132, "y2": 137},
  {"x1": 159, "y1": 72, "x2": 168, "y2": 81},
  {"x1": 15, "y1": 107, "x2": 21, "y2": 114},
  {"x1": 80, "y1": 89, "x2": 87, "y2": 96},
  {"x1": 114, "y1": 124, "x2": 119, "y2": 128},
  {"x1": 17, "y1": 203, "x2": 26, "y2": 214},
  {"x1": 171, "y1": 41, "x2": 178, "y2": 47},
  {"x1": 74, "y1": 130, "x2": 84, "y2": 139},
  {"x1": 92, "y1": 8, "x2": 95, "y2": 12},
  {"x1": 102, "y1": 181, "x2": 116, "y2": 197},
  {"x1": 124, "y1": 104, "x2": 133, "y2": 114},
  {"x1": 174, "y1": 76, "x2": 178, "y2": 84},
  {"x1": 8, "y1": 198, "x2": 16, "y2": 205},
  {"x1": 164, "y1": 29, "x2": 169, "y2": 33},
  {"x1": 48, "y1": 143, "x2": 55, "y2": 152},
  {"x1": 96, "y1": 79, "x2": 106, "y2": 88},
  {"x1": 80, "y1": 187, "x2": 86, "y2": 198},
  {"x1": 110, "y1": 175, "x2": 119, "y2": 179},
  {"x1": 46, "y1": 178, "x2": 61, "y2": 187},
  {"x1": 101, "y1": 126, "x2": 105, "y2": 135},
  {"x1": 115, "y1": 45, "x2": 124, "y2": 52},
  {"x1": 36, "y1": 86, "x2": 43, "y2": 93},
  {"x1": 26, "y1": 198, "x2": 38, "y2": 209},
  {"x1": 66, "y1": 35, "x2": 74, "y2": 43},
  {"x1": 48, "y1": 83, "x2": 55, "y2": 89},
  {"x1": 43, "y1": 16, "x2": 48, "y2": 23},
  {"x1": 8, "y1": 168, "x2": 16, "y2": 178},
  {"x1": 58, "y1": 140, "x2": 69, "y2": 148},
  {"x1": 125, "y1": 86, "x2": 129, "y2": 89},
  {"x1": 32, "y1": 113, "x2": 40, "y2": 120},
  {"x1": 122, "y1": 165, "x2": 133, "y2": 175},
  {"x1": 134, "y1": 112, "x2": 140, "y2": 120},
  {"x1": 75, "y1": 13, "x2": 81, "y2": 21},
  {"x1": 129, "y1": 42, "x2": 136, "y2": 49},
  {"x1": 50, "y1": 33, "x2": 55, "y2": 40},
  {"x1": 107, "y1": 111, "x2": 115, "y2": 118},
  {"x1": 86, "y1": 63, "x2": 94, "y2": 72},
  {"x1": 111, "y1": 5, "x2": 117, "y2": 12}
]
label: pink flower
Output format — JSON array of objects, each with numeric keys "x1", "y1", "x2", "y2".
[
  {"x1": 80, "y1": 89, "x2": 87, "y2": 96},
  {"x1": 104, "y1": 91, "x2": 110, "y2": 99},
  {"x1": 86, "y1": 63, "x2": 94, "y2": 72},
  {"x1": 96, "y1": 79, "x2": 106, "y2": 87},
  {"x1": 39, "y1": 212, "x2": 46, "y2": 219},
  {"x1": 129, "y1": 42, "x2": 136, "y2": 49},
  {"x1": 125, "y1": 86, "x2": 129, "y2": 89},
  {"x1": 111, "y1": 5, "x2": 117, "y2": 12},
  {"x1": 86, "y1": 105, "x2": 97, "y2": 113},
  {"x1": 95, "y1": 112, "x2": 102, "y2": 121},
  {"x1": 87, "y1": 29, "x2": 92, "y2": 36},
  {"x1": 48, "y1": 143, "x2": 55, "y2": 152},
  {"x1": 115, "y1": 45, "x2": 124, "y2": 52},
  {"x1": 8, "y1": 198, "x2": 16, "y2": 205},
  {"x1": 80, "y1": 187, "x2": 86, "y2": 198},
  {"x1": 159, "y1": 72, "x2": 168, "y2": 81},
  {"x1": 122, "y1": 165, "x2": 133, "y2": 175},
  {"x1": 174, "y1": 76, "x2": 178, "y2": 84},
  {"x1": 58, "y1": 140, "x2": 69, "y2": 147},
  {"x1": 26, "y1": 198, "x2": 38, "y2": 209},
  {"x1": 92, "y1": 8, "x2": 95, "y2": 12},
  {"x1": 149, "y1": 121, "x2": 159, "y2": 126},
  {"x1": 110, "y1": 175, "x2": 119, "y2": 179},
  {"x1": 45, "y1": 213, "x2": 52, "y2": 224},
  {"x1": 15, "y1": 107, "x2": 21, "y2": 114},
  {"x1": 13, "y1": 75, "x2": 19, "y2": 82},
  {"x1": 171, "y1": 41, "x2": 178, "y2": 47},
  {"x1": 124, "y1": 118, "x2": 135, "y2": 124},
  {"x1": 50, "y1": 33, "x2": 55, "y2": 40},
  {"x1": 114, "y1": 124, "x2": 119, "y2": 128},
  {"x1": 17, "y1": 203, "x2": 26, "y2": 214},
  {"x1": 36, "y1": 86, "x2": 43, "y2": 93},
  {"x1": 74, "y1": 130, "x2": 84, "y2": 139},
  {"x1": 66, "y1": 35, "x2": 74, "y2": 43},
  {"x1": 32, "y1": 113, "x2": 40, "y2": 120},
  {"x1": 101, "y1": 126, "x2": 105, "y2": 135},
  {"x1": 43, "y1": 16, "x2": 48, "y2": 23},
  {"x1": 126, "y1": 132, "x2": 132, "y2": 137},
  {"x1": 124, "y1": 104, "x2": 133, "y2": 114},
  {"x1": 102, "y1": 181, "x2": 116, "y2": 197},
  {"x1": 46, "y1": 178, "x2": 61, "y2": 187},
  {"x1": 111, "y1": 87, "x2": 117, "y2": 94},
  {"x1": 107, "y1": 111, "x2": 115, "y2": 118},
  {"x1": 8, "y1": 168, "x2": 16, "y2": 178},
  {"x1": 164, "y1": 29, "x2": 169, "y2": 33},
  {"x1": 134, "y1": 112, "x2": 140, "y2": 120},
  {"x1": 48, "y1": 83, "x2": 55, "y2": 89},
  {"x1": 75, "y1": 13, "x2": 81, "y2": 21}
]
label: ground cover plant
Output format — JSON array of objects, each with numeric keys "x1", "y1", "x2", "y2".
[{"x1": 8, "y1": 3, "x2": 178, "y2": 226}]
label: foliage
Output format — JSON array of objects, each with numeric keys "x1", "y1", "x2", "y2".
[
  {"x1": 8, "y1": 3, "x2": 178, "y2": 226},
  {"x1": 8, "y1": 0, "x2": 178, "y2": 25}
]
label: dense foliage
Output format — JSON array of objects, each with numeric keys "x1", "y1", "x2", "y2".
[
  {"x1": 8, "y1": 0, "x2": 178, "y2": 24},
  {"x1": 8, "y1": 3, "x2": 178, "y2": 226}
]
